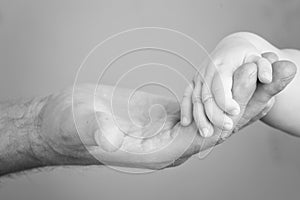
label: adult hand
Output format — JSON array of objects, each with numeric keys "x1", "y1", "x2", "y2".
[
  {"x1": 234, "y1": 53, "x2": 297, "y2": 134},
  {"x1": 31, "y1": 56, "x2": 296, "y2": 170},
  {"x1": 180, "y1": 33, "x2": 274, "y2": 137}
]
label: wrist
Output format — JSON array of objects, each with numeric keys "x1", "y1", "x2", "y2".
[
  {"x1": 21, "y1": 96, "x2": 55, "y2": 169},
  {"x1": 28, "y1": 94, "x2": 78, "y2": 167},
  {"x1": 31, "y1": 90, "x2": 101, "y2": 167},
  {"x1": 0, "y1": 97, "x2": 51, "y2": 175}
]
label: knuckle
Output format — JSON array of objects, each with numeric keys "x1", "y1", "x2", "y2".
[
  {"x1": 202, "y1": 92, "x2": 214, "y2": 103},
  {"x1": 203, "y1": 96, "x2": 214, "y2": 104},
  {"x1": 192, "y1": 94, "x2": 202, "y2": 104}
]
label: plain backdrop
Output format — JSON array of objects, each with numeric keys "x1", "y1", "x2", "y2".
[{"x1": 0, "y1": 0, "x2": 300, "y2": 199}]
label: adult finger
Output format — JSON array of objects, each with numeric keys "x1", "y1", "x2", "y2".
[
  {"x1": 222, "y1": 62, "x2": 258, "y2": 138},
  {"x1": 237, "y1": 60, "x2": 297, "y2": 129},
  {"x1": 240, "y1": 97, "x2": 275, "y2": 129}
]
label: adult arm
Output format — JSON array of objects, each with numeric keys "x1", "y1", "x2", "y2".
[
  {"x1": 0, "y1": 59, "x2": 294, "y2": 176},
  {"x1": 0, "y1": 97, "x2": 50, "y2": 175},
  {"x1": 0, "y1": 83, "x2": 248, "y2": 175}
]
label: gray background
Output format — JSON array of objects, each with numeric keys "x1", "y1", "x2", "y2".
[{"x1": 1, "y1": 0, "x2": 300, "y2": 199}]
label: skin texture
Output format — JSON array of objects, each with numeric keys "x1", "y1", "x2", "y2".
[
  {"x1": 30, "y1": 58, "x2": 295, "y2": 171},
  {"x1": 181, "y1": 33, "x2": 274, "y2": 137},
  {"x1": 0, "y1": 57, "x2": 295, "y2": 176},
  {"x1": 181, "y1": 32, "x2": 299, "y2": 138},
  {"x1": 0, "y1": 97, "x2": 50, "y2": 175},
  {"x1": 0, "y1": 35, "x2": 298, "y2": 176},
  {"x1": 236, "y1": 54, "x2": 296, "y2": 131},
  {"x1": 228, "y1": 33, "x2": 300, "y2": 136}
]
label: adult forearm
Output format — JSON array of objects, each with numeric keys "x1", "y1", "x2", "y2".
[
  {"x1": 0, "y1": 85, "x2": 195, "y2": 174},
  {"x1": 0, "y1": 97, "x2": 49, "y2": 176},
  {"x1": 0, "y1": 59, "x2": 289, "y2": 174}
]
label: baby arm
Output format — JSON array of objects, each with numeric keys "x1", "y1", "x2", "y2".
[{"x1": 261, "y1": 49, "x2": 299, "y2": 136}]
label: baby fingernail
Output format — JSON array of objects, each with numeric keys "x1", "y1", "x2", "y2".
[
  {"x1": 201, "y1": 128, "x2": 211, "y2": 138},
  {"x1": 231, "y1": 108, "x2": 240, "y2": 116},
  {"x1": 224, "y1": 120, "x2": 233, "y2": 130},
  {"x1": 182, "y1": 116, "x2": 188, "y2": 125},
  {"x1": 222, "y1": 131, "x2": 231, "y2": 138}
]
